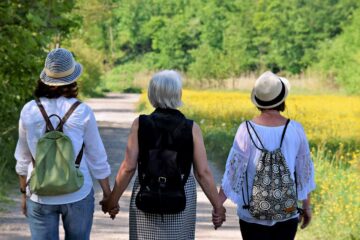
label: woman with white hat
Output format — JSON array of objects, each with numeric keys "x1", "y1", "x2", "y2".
[
  {"x1": 15, "y1": 48, "x2": 113, "y2": 240},
  {"x1": 218, "y1": 71, "x2": 316, "y2": 240}
]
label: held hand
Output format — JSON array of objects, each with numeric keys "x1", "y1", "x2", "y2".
[
  {"x1": 99, "y1": 196, "x2": 119, "y2": 220},
  {"x1": 99, "y1": 196, "x2": 109, "y2": 214},
  {"x1": 21, "y1": 194, "x2": 27, "y2": 217},
  {"x1": 298, "y1": 208, "x2": 312, "y2": 229},
  {"x1": 212, "y1": 205, "x2": 226, "y2": 229},
  {"x1": 108, "y1": 204, "x2": 120, "y2": 219}
]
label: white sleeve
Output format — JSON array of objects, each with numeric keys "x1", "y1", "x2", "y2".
[
  {"x1": 83, "y1": 109, "x2": 111, "y2": 179},
  {"x1": 295, "y1": 123, "x2": 316, "y2": 200},
  {"x1": 14, "y1": 117, "x2": 32, "y2": 176},
  {"x1": 221, "y1": 122, "x2": 251, "y2": 204}
]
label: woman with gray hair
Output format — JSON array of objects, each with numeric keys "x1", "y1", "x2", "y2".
[{"x1": 102, "y1": 70, "x2": 226, "y2": 239}]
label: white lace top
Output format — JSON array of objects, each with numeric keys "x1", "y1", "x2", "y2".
[{"x1": 221, "y1": 120, "x2": 316, "y2": 226}]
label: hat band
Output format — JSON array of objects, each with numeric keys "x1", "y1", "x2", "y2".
[
  {"x1": 254, "y1": 80, "x2": 286, "y2": 107},
  {"x1": 44, "y1": 65, "x2": 75, "y2": 79}
]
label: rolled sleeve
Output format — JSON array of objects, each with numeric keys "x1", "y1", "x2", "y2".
[
  {"x1": 14, "y1": 118, "x2": 32, "y2": 176},
  {"x1": 83, "y1": 109, "x2": 111, "y2": 179}
]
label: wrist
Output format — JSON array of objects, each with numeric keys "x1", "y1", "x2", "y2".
[
  {"x1": 20, "y1": 187, "x2": 26, "y2": 194},
  {"x1": 302, "y1": 204, "x2": 312, "y2": 210},
  {"x1": 103, "y1": 189, "x2": 111, "y2": 197},
  {"x1": 213, "y1": 204, "x2": 223, "y2": 212}
]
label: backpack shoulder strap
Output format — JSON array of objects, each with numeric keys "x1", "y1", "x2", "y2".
[
  {"x1": 279, "y1": 119, "x2": 291, "y2": 148},
  {"x1": 61, "y1": 101, "x2": 83, "y2": 167},
  {"x1": 57, "y1": 101, "x2": 82, "y2": 131},
  {"x1": 75, "y1": 143, "x2": 85, "y2": 168},
  {"x1": 245, "y1": 121, "x2": 265, "y2": 151},
  {"x1": 35, "y1": 98, "x2": 54, "y2": 132}
]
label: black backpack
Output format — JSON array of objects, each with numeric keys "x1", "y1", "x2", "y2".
[{"x1": 135, "y1": 115, "x2": 191, "y2": 214}]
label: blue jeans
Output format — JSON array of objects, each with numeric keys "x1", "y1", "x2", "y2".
[{"x1": 26, "y1": 189, "x2": 95, "y2": 240}]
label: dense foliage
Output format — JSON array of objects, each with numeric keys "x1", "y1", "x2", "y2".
[
  {"x1": 315, "y1": 7, "x2": 360, "y2": 93},
  {"x1": 97, "y1": 0, "x2": 360, "y2": 91},
  {"x1": 0, "y1": 0, "x2": 77, "y2": 186}
]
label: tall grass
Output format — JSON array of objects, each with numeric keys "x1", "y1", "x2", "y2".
[{"x1": 138, "y1": 90, "x2": 360, "y2": 240}]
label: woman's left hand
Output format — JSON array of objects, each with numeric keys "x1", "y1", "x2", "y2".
[
  {"x1": 299, "y1": 208, "x2": 312, "y2": 229},
  {"x1": 99, "y1": 195, "x2": 119, "y2": 220}
]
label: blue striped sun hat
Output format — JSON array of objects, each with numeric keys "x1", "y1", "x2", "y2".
[{"x1": 40, "y1": 48, "x2": 82, "y2": 86}]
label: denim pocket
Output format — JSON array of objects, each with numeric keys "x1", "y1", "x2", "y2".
[{"x1": 26, "y1": 199, "x2": 50, "y2": 217}]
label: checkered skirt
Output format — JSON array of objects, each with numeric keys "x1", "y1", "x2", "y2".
[{"x1": 129, "y1": 174, "x2": 197, "y2": 240}]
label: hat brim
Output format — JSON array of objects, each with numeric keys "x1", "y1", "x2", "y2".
[
  {"x1": 251, "y1": 77, "x2": 290, "y2": 109},
  {"x1": 40, "y1": 62, "x2": 83, "y2": 86}
]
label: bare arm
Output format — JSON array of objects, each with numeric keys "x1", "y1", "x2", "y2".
[
  {"x1": 299, "y1": 194, "x2": 312, "y2": 229},
  {"x1": 98, "y1": 177, "x2": 111, "y2": 197},
  {"x1": 18, "y1": 175, "x2": 27, "y2": 216},
  {"x1": 192, "y1": 123, "x2": 225, "y2": 225},
  {"x1": 218, "y1": 187, "x2": 228, "y2": 205},
  {"x1": 105, "y1": 118, "x2": 139, "y2": 211}
]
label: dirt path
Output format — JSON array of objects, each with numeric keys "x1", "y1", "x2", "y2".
[{"x1": 0, "y1": 93, "x2": 241, "y2": 239}]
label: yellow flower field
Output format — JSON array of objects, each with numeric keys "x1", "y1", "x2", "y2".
[
  {"x1": 181, "y1": 90, "x2": 360, "y2": 142},
  {"x1": 139, "y1": 90, "x2": 360, "y2": 239}
]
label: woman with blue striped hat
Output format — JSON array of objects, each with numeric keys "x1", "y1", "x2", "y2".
[{"x1": 15, "y1": 48, "x2": 113, "y2": 240}]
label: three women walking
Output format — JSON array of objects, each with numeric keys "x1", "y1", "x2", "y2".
[{"x1": 15, "y1": 48, "x2": 315, "y2": 240}]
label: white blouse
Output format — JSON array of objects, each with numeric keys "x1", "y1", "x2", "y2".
[
  {"x1": 221, "y1": 120, "x2": 316, "y2": 226},
  {"x1": 15, "y1": 97, "x2": 111, "y2": 205}
]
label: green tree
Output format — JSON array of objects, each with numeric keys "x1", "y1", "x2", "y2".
[
  {"x1": 0, "y1": 0, "x2": 78, "y2": 186},
  {"x1": 316, "y1": 7, "x2": 360, "y2": 93}
]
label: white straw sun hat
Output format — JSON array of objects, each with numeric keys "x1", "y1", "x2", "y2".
[
  {"x1": 251, "y1": 71, "x2": 291, "y2": 109},
  {"x1": 40, "y1": 48, "x2": 82, "y2": 86}
]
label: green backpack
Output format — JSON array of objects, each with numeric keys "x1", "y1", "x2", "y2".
[{"x1": 29, "y1": 98, "x2": 84, "y2": 196}]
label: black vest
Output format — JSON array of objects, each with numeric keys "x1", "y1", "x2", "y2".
[{"x1": 137, "y1": 108, "x2": 194, "y2": 184}]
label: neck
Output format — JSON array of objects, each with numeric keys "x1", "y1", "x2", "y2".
[{"x1": 260, "y1": 110, "x2": 281, "y2": 117}]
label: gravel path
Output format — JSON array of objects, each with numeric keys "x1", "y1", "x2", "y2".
[{"x1": 0, "y1": 93, "x2": 241, "y2": 239}]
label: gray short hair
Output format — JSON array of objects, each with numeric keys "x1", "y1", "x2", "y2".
[{"x1": 148, "y1": 70, "x2": 183, "y2": 109}]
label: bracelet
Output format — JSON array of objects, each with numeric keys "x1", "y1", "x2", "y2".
[{"x1": 20, "y1": 188, "x2": 26, "y2": 194}]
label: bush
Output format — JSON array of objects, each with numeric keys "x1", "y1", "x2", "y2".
[{"x1": 315, "y1": 8, "x2": 360, "y2": 94}]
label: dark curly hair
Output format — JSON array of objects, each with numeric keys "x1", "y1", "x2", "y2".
[
  {"x1": 34, "y1": 80, "x2": 78, "y2": 98},
  {"x1": 258, "y1": 101, "x2": 286, "y2": 112}
]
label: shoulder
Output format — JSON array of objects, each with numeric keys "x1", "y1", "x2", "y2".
[
  {"x1": 21, "y1": 99, "x2": 36, "y2": 112},
  {"x1": 132, "y1": 117, "x2": 139, "y2": 128},
  {"x1": 236, "y1": 121, "x2": 249, "y2": 137},
  {"x1": 75, "y1": 101, "x2": 93, "y2": 115},
  {"x1": 288, "y1": 120, "x2": 308, "y2": 140},
  {"x1": 192, "y1": 121, "x2": 201, "y2": 134},
  {"x1": 20, "y1": 100, "x2": 38, "y2": 119},
  {"x1": 289, "y1": 120, "x2": 306, "y2": 133}
]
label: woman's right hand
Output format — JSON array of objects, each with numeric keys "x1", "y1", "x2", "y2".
[
  {"x1": 99, "y1": 196, "x2": 119, "y2": 220},
  {"x1": 21, "y1": 194, "x2": 27, "y2": 217}
]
